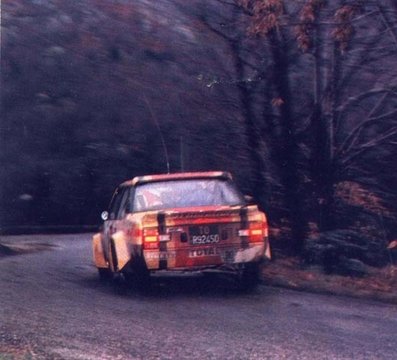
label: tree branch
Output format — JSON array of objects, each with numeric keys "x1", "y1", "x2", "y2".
[
  {"x1": 337, "y1": 92, "x2": 389, "y2": 156},
  {"x1": 335, "y1": 88, "x2": 397, "y2": 114},
  {"x1": 378, "y1": 4, "x2": 397, "y2": 50},
  {"x1": 341, "y1": 127, "x2": 397, "y2": 166}
]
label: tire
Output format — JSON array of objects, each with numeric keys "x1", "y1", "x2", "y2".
[
  {"x1": 236, "y1": 263, "x2": 261, "y2": 292},
  {"x1": 98, "y1": 268, "x2": 113, "y2": 283},
  {"x1": 124, "y1": 268, "x2": 151, "y2": 291}
]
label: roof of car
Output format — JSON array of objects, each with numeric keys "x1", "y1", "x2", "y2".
[{"x1": 121, "y1": 171, "x2": 233, "y2": 187}]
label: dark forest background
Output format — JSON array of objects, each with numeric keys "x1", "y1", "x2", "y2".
[{"x1": 1, "y1": 0, "x2": 396, "y2": 270}]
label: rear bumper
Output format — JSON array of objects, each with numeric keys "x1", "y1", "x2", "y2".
[
  {"x1": 148, "y1": 261, "x2": 265, "y2": 277},
  {"x1": 143, "y1": 243, "x2": 268, "y2": 271}
]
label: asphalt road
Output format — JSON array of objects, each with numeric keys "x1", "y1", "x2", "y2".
[{"x1": 0, "y1": 234, "x2": 396, "y2": 360}]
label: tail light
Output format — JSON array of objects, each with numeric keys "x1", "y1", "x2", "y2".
[
  {"x1": 142, "y1": 228, "x2": 170, "y2": 250},
  {"x1": 143, "y1": 228, "x2": 159, "y2": 249},
  {"x1": 238, "y1": 221, "x2": 268, "y2": 243}
]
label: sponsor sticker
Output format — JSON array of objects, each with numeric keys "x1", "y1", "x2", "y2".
[
  {"x1": 188, "y1": 247, "x2": 218, "y2": 257},
  {"x1": 145, "y1": 251, "x2": 176, "y2": 260},
  {"x1": 188, "y1": 247, "x2": 237, "y2": 261}
]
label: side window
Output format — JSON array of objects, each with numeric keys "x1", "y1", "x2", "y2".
[
  {"x1": 116, "y1": 187, "x2": 131, "y2": 219},
  {"x1": 128, "y1": 187, "x2": 135, "y2": 213},
  {"x1": 108, "y1": 187, "x2": 124, "y2": 220}
]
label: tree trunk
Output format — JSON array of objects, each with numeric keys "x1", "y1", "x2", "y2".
[
  {"x1": 310, "y1": 25, "x2": 338, "y2": 232},
  {"x1": 230, "y1": 38, "x2": 269, "y2": 208},
  {"x1": 268, "y1": 31, "x2": 307, "y2": 254}
]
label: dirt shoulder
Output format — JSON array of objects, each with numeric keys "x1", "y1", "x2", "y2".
[{"x1": 263, "y1": 256, "x2": 397, "y2": 304}]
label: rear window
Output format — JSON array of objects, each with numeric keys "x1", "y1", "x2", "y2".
[{"x1": 132, "y1": 179, "x2": 244, "y2": 212}]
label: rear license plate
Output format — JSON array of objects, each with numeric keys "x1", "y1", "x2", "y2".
[{"x1": 189, "y1": 225, "x2": 220, "y2": 245}]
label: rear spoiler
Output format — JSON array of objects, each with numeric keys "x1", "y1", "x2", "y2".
[{"x1": 131, "y1": 171, "x2": 233, "y2": 186}]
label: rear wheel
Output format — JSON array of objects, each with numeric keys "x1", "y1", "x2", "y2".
[
  {"x1": 97, "y1": 268, "x2": 113, "y2": 283},
  {"x1": 106, "y1": 240, "x2": 129, "y2": 293},
  {"x1": 124, "y1": 267, "x2": 151, "y2": 291},
  {"x1": 236, "y1": 263, "x2": 261, "y2": 291}
]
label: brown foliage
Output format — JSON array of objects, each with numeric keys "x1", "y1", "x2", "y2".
[
  {"x1": 332, "y1": 4, "x2": 359, "y2": 52},
  {"x1": 335, "y1": 181, "x2": 393, "y2": 218},
  {"x1": 295, "y1": 0, "x2": 324, "y2": 52},
  {"x1": 239, "y1": 0, "x2": 284, "y2": 36}
]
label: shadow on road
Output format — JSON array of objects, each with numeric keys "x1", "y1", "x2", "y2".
[
  {"x1": 80, "y1": 272, "x2": 262, "y2": 299},
  {"x1": 0, "y1": 242, "x2": 58, "y2": 258}
]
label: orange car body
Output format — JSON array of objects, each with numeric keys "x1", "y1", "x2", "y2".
[{"x1": 92, "y1": 171, "x2": 271, "y2": 287}]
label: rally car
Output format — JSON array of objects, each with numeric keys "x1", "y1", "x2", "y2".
[{"x1": 92, "y1": 171, "x2": 271, "y2": 290}]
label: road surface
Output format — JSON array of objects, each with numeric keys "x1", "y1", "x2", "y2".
[{"x1": 0, "y1": 233, "x2": 396, "y2": 359}]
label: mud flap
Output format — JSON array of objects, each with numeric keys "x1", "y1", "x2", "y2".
[
  {"x1": 265, "y1": 238, "x2": 271, "y2": 260},
  {"x1": 111, "y1": 231, "x2": 131, "y2": 272},
  {"x1": 234, "y1": 244, "x2": 265, "y2": 263}
]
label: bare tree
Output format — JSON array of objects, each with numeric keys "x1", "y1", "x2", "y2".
[{"x1": 234, "y1": 0, "x2": 397, "y2": 251}]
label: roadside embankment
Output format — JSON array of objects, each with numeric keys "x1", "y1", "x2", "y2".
[{"x1": 263, "y1": 256, "x2": 397, "y2": 304}]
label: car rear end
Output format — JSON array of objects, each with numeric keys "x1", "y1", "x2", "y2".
[{"x1": 139, "y1": 205, "x2": 270, "y2": 276}]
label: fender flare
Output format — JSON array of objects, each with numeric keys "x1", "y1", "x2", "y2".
[{"x1": 92, "y1": 233, "x2": 108, "y2": 269}]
